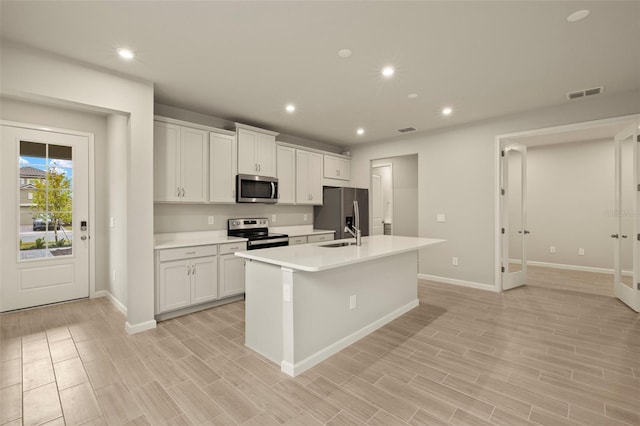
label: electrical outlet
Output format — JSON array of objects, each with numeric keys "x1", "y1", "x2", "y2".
[
  {"x1": 550, "y1": 246, "x2": 556, "y2": 254},
  {"x1": 349, "y1": 295, "x2": 357, "y2": 309},
  {"x1": 579, "y1": 248, "x2": 585, "y2": 256},
  {"x1": 303, "y1": 214, "x2": 308, "y2": 221},
  {"x1": 112, "y1": 270, "x2": 116, "y2": 281},
  {"x1": 271, "y1": 214, "x2": 277, "y2": 223},
  {"x1": 207, "y1": 216, "x2": 215, "y2": 225},
  {"x1": 109, "y1": 217, "x2": 115, "y2": 228},
  {"x1": 452, "y1": 257, "x2": 459, "y2": 266},
  {"x1": 437, "y1": 214, "x2": 446, "y2": 223}
]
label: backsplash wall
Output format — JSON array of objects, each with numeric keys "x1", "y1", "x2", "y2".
[{"x1": 154, "y1": 204, "x2": 314, "y2": 233}]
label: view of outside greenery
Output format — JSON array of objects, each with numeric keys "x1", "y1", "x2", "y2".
[{"x1": 32, "y1": 168, "x2": 72, "y2": 246}]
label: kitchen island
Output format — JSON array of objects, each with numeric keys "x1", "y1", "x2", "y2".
[{"x1": 235, "y1": 235, "x2": 444, "y2": 376}]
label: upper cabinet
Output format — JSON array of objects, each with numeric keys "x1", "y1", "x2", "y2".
[
  {"x1": 296, "y1": 149, "x2": 323, "y2": 205},
  {"x1": 209, "y1": 132, "x2": 237, "y2": 203},
  {"x1": 324, "y1": 155, "x2": 351, "y2": 181},
  {"x1": 277, "y1": 145, "x2": 296, "y2": 205},
  {"x1": 154, "y1": 121, "x2": 208, "y2": 202},
  {"x1": 236, "y1": 124, "x2": 279, "y2": 178}
]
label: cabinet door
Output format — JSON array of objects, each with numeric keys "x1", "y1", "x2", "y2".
[
  {"x1": 180, "y1": 127, "x2": 208, "y2": 202},
  {"x1": 210, "y1": 133, "x2": 237, "y2": 203},
  {"x1": 158, "y1": 259, "x2": 191, "y2": 313},
  {"x1": 191, "y1": 256, "x2": 218, "y2": 304},
  {"x1": 277, "y1": 145, "x2": 296, "y2": 204},
  {"x1": 324, "y1": 156, "x2": 351, "y2": 181},
  {"x1": 256, "y1": 133, "x2": 276, "y2": 177},
  {"x1": 308, "y1": 233, "x2": 334, "y2": 243},
  {"x1": 219, "y1": 254, "x2": 245, "y2": 298},
  {"x1": 295, "y1": 149, "x2": 311, "y2": 204},
  {"x1": 308, "y1": 152, "x2": 323, "y2": 205},
  {"x1": 154, "y1": 121, "x2": 181, "y2": 202},
  {"x1": 237, "y1": 128, "x2": 257, "y2": 175}
]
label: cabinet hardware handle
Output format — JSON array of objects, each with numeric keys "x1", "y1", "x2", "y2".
[
  {"x1": 186, "y1": 264, "x2": 190, "y2": 275},
  {"x1": 255, "y1": 163, "x2": 258, "y2": 171},
  {"x1": 182, "y1": 187, "x2": 185, "y2": 197},
  {"x1": 229, "y1": 246, "x2": 238, "y2": 250},
  {"x1": 611, "y1": 234, "x2": 619, "y2": 239},
  {"x1": 621, "y1": 235, "x2": 628, "y2": 239},
  {"x1": 185, "y1": 251, "x2": 196, "y2": 254},
  {"x1": 258, "y1": 163, "x2": 261, "y2": 172},
  {"x1": 177, "y1": 187, "x2": 180, "y2": 197},
  {"x1": 192, "y1": 265, "x2": 196, "y2": 275}
]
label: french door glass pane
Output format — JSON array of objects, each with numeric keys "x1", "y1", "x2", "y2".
[{"x1": 19, "y1": 141, "x2": 73, "y2": 260}]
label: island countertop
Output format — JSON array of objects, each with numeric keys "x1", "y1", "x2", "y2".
[{"x1": 235, "y1": 235, "x2": 445, "y2": 272}]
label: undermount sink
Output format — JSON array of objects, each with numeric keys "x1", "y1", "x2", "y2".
[{"x1": 319, "y1": 242, "x2": 356, "y2": 248}]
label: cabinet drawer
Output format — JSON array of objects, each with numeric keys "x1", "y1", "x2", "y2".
[
  {"x1": 219, "y1": 242, "x2": 247, "y2": 255},
  {"x1": 307, "y1": 233, "x2": 334, "y2": 243},
  {"x1": 158, "y1": 245, "x2": 218, "y2": 262},
  {"x1": 289, "y1": 236, "x2": 307, "y2": 245}
]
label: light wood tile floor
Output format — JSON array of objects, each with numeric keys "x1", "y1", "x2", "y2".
[{"x1": 1, "y1": 270, "x2": 638, "y2": 425}]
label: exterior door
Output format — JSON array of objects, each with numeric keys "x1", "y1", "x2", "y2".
[
  {"x1": 502, "y1": 143, "x2": 528, "y2": 290},
  {"x1": 1, "y1": 125, "x2": 89, "y2": 312},
  {"x1": 613, "y1": 124, "x2": 639, "y2": 312},
  {"x1": 371, "y1": 173, "x2": 383, "y2": 235}
]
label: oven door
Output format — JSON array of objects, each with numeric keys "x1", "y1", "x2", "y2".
[
  {"x1": 237, "y1": 174, "x2": 278, "y2": 203},
  {"x1": 247, "y1": 237, "x2": 289, "y2": 250}
]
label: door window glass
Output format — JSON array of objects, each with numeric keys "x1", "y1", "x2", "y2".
[{"x1": 19, "y1": 141, "x2": 73, "y2": 260}]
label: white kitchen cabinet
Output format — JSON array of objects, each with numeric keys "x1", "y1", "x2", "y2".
[
  {"x1": 156, "y1": 245, "x2": 218, "y2": 314},
  {"x1": 154, "y1": 121, "x2": 208, "y2": 202},
  {"x1": 324, "y1": 155, "x2": 351, "y2": 181},
  {"x1": 210, "y1": 132, "x2": 237, "y2": 203},
  {"x1": 277, "y1": 145, "x2": 296, "y2": 204},
  {"x1": 307, "y1": 233, "x2": 334, "y2": 243},
  {"x1": 296, "y1": 149, "x2": 323, "y2": 205},
  {"x1": 219, "y1": 254, "x2": 245, "y2": 298},
  {"x1": 237, "y1": 127, "x2": 276, "y2": 177}
]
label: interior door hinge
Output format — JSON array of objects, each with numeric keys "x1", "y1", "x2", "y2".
[
  {"x1": 637, "y1": 135, "x2": 640, "y2": 142},
  {"x1": 501, "y1": 266, "x2": 505, "y2": 273},
  {"x1": 637, "y1": 233, "x2": 640, "y2": 241},
  {"x1": 501, "y1": 227, "x2": 505, "y2": 234},
  {"x1": 501, "y1": 188, "x2": 505, "y2": 195},
  {"x1": 637, "y1": 184, "x2": 640, "y2": 192},
  {"x1": 637, "y1": 283, "x2": 640, "y2": 290},
  {"x1": 501, "y1": 150, "x2": 505, "y2": 157}
]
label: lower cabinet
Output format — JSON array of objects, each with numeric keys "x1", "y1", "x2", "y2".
[
  {"x1": 307, "y1": 233, "x2": 334, "y2": 243},
  {"x1": 156, "y1": 242, "x2": 246, "y2": 315}
]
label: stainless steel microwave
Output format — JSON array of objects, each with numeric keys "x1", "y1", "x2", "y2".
[{"x1": 236, "y1": 174, "x2": 279, "y2": 203}]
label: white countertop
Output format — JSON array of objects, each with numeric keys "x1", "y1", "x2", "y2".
[
  {"x1": 235, "y1": 235, "x2": 445, "y2": 272},
  {"x1": 154, "y1": 231, "x2": 247, "y2": 250},
  {"x1": 270, "y1": 225, "x2": 335, "y2": 237}
]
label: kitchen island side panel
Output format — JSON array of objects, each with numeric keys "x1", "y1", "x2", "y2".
[
  {"x1": 244, "y1": 260, "x2": 283, "y2": 364},
  {"x1": 290, "y1": 251, "x2": 418, "y2": 364}
]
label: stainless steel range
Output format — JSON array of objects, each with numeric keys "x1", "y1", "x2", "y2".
[{"x1": 228, "y1": 218, "x2": 289, "y2": 250}]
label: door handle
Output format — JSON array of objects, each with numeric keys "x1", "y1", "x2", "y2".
[
  {"x1": 81, "y1": 235, "x2": 88, "y2": 240},
  {"x1": 611, "y1": 234, "x2": 619, "y2": 239}
]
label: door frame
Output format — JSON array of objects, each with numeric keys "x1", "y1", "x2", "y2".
[
  {"x1": 371, "y1": 162, "x2": 393, "y2": 235},
  {"x1": 494, "y1": 114, "x2": 640, "y2": 292},
  {"x1": 1, "y1": 119, "x2": 97, "y2": 301}
]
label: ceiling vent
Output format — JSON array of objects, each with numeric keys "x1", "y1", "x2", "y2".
[
  {"x1": 397, "y1": 127, "x2": 416, "y2": 133},
  {"x1": 566, "y1": 86, "x2": 604, "y2": 100}
]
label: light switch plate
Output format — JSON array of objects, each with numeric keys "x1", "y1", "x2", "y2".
[
  {"x1": 303, "y1": 214, "x2": 308, "y2": 221},
  {"x1": 578, "y1": 248, "x2": 585, "y2": 256},
  {"x1": 349, "y1": 295, "x2": 357, "y2": 309},
  {"x1": 550, "y1": 246, "x2": 556, "y2": 254},
  {"x1": 437, "y1": 214, "x2": 446, "y2": 223},
  {"x1": 272, "y1": 214, "x2": 277, "y2": 223},
  {"x1": 452, "y1": 257, "x2": 459, "y2": 266},
  {"x1": 109, "y1": 217, "x2": 115, "y2": 228},
  {"x1": 208, "y1": 216, "x2": 215, "y2": 225}
]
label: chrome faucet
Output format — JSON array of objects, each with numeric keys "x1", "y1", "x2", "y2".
[{"x1": 344, "y1": 200, "x2": 362, "y2": 246}]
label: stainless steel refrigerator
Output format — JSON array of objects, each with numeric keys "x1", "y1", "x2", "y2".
[{"x1": 313, "y1": 187, "x2": 369, "y2": 239}]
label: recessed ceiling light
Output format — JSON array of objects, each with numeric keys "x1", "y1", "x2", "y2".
[
  {"x1": 442, "y1": 107, "x2": 453, "y2": 116},
  {"x1": 408, "y1": 93, "x2": 418, "y2": 99},
  {"x1": 567, "y1": 9, "x2": 589, "y2": 23},
  {"x1": 338, "y1": 49, "x2": 352, "y2": 59},
  {"x1": 285, "y1": 104, "x2": 296, "y2": 113},
  {"x1": 117, "y1": 48, "x2": 135, "y2": 60},
  {"x1": 356, "y1": 128, "x2": 365, "y2": 135},
  {"x1": 382, "y1": 66, "x2": 395, "y2": 78}
]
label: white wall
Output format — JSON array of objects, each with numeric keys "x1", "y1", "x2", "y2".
[
  {"x1": 0, "y1": 97, "x2": 110, "y2": 292},
  {"x1": 349, "y1": 91, "x2": 640, "y2": 289},
  {"x1": 107, "y1": 115, "x2": 129, "y2": 306},
  {"x1": 1, "y1": 42, "x2": 156, "y2": 331},
  {"x1": 513, "y1": 139, "x2": 615, "y2": 270}
]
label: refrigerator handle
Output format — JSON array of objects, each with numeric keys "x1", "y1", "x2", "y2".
[{"x1": 353, "y1": 200, "x2": 360, "y2": 230}]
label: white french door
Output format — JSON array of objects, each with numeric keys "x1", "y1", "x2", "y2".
[
  {"x1": 613, "y1": 124, "x2": 639, "y2": 312},
  {"x1": 502, "y1": 143, "x2": 528, "y2": 290},
  {"x1": 1, "y1": 125, "x2": 89, "y2": 312}
]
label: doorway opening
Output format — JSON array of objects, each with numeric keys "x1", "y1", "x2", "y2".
[
  {"x1": 370, "y1": 154, "x2": 418, "y2": 237},
  {"x1": 496, "y1": 115, "x2": 640, "y2": 312}
]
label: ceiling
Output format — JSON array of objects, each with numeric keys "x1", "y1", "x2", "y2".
[
  {"x1": 1, "y1": 1, "x2": 639, "y2": 147},
  {"x1": 506, "y1": 120, "x2": 636, "y2": 148}
]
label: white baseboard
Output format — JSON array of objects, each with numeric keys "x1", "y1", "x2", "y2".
[
  {"x1": 93, "y1": 290, "x2": 107, "y2": 298},
  {"x1": 106, "y1": 292, "x2": 127, "y2": 315},
  {"x1": 512, "y1": 260, "x2": 632, "y2": 276},
  {"x1": 281, "y1": 299, "x2": 420, "y2": 377},
  {"x1": 418, "y1": 274, "x2": 498, "y2": 293},
  {"x1": 125, "y1": 320, "x2": 157, "y2": 334}
]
